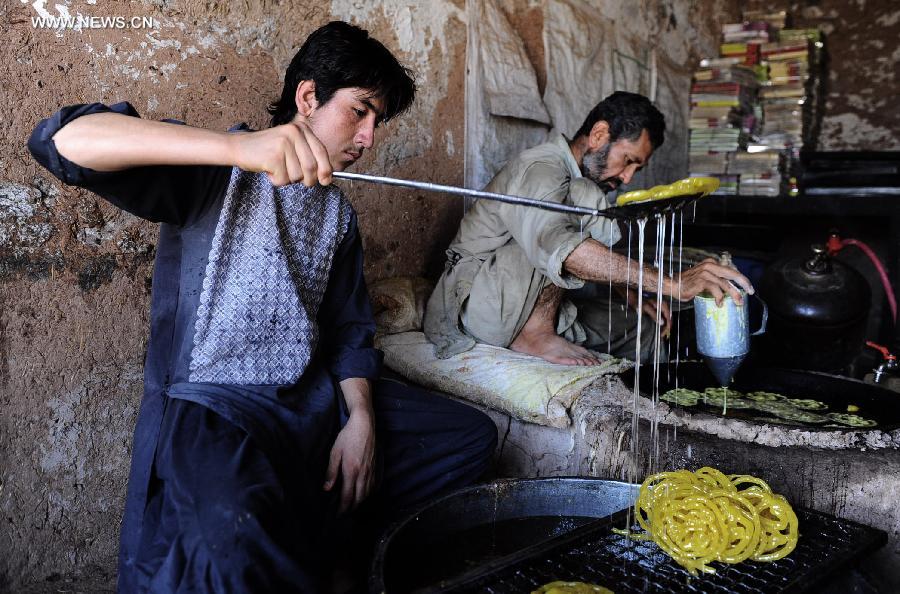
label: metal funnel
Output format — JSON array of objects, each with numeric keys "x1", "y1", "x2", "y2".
[{"x1": 703, "y1": 355, "x2": 746, "y2": 387}]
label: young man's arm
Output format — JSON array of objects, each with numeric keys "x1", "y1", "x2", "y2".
[
  {"x1": 50, "y1": 107, "x2": 332, "y2": 187},
  {"x1": 326, "y1": 377, "x2": 375, "y2": 514},
  {"x1": 30, "y1": 102, "x2": 234, "y2": 224},
  {"x1": 564, "y1": 237, "x2": 754, "y2": 305},
  {"x1": 316, "y1": 214, "x2": 383, "y2": 513}
]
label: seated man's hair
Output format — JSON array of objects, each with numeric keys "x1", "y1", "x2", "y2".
[
  {"x1": 268, "y1": 21, "x2": 416, "y2": 126},
  {"x1": 574, "y1": 91, "x2": 666, "y2": 149}
]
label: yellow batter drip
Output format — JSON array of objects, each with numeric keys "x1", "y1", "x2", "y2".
[
  {"x1": 615, "y1": 467, "x2": 799, "y2": 575},
  {"x1": 532, "y1": 581, "x2": 615, "y2": 594},
  {"x1": 616, "y1": 176, "x2": 720, "y2": 206}
]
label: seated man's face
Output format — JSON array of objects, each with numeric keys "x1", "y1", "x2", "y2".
[
  {"x1": 582, "y1": 129, "x2": 653, "y2": 193},
  {"x1": 308, "y1": 87, "x2": 385, "y2": 172}
]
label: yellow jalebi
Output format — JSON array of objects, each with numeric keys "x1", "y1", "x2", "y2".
[
  {"x1": 616, "y1": 467, "x2": 799, "y2": 575},
  {"x1": 616, "y1": 176, "x2": 720, "y2": 206}
]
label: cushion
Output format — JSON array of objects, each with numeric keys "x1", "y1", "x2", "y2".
[
  {"x1": 370, "y1": 276, "x2": 432, "y2": 335},
  {"x1": 376, "y1": 331, "x2": 631, "y2": 428}
]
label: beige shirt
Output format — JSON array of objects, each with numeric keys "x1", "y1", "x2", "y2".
[{"x1": 424, "y1": 132, "x2": 621, "y2": 358}]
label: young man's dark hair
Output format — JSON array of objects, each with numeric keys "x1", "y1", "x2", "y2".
[
  {"x1": 573, "y1": 90, "x2": 666, "y2": 149},
  {"x1": 268, "y1": 20, "x2": 416, "y2": 126}
]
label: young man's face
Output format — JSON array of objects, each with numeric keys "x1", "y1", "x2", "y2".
[
  {"x1": 582, "y1": 129, "x2": 654, "y2": 193},
  {"x1": 307, "y1": 87, "x2": 385, "y2": 172}
]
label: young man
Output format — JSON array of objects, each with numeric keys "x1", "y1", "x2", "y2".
[
  {"x1": 29, "y1": 21, "x2": 496, "y2": 592},
  {"x1": 425, "y1": 91, "x2": 753, "y2": 366}
]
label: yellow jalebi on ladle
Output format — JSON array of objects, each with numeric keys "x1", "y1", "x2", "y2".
[
  {"x1": 615, "y1": 467, "x2": 799, "y2": 575},
  {"x1": 616, "y1": 176, "x2": 720, "y2": 206}
]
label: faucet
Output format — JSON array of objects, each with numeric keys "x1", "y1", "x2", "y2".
[{"x1": 866, "y1": 341, "x2": 898, "y2": 383}]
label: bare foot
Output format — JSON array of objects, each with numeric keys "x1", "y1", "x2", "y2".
[
  {"x1": 510, "y1": 330, "x2": 602, "y2": 366},
  {"x1": 509, "y1": 282, "x2": 601, "y2": 365}
]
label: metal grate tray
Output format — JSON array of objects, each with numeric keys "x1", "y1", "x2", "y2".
[
  {"x1": 431, "y1": 507, "x2": 887, "y2": 594},
  {"x1": 604, "y1": 193, "x2": 704, "y2": 221}
]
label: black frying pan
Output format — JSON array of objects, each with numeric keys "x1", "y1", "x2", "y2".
[{"x1": 621, "y1": 361, "x2": 900, "y2": 431}]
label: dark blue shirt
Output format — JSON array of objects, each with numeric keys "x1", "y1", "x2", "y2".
[{"x1": 28, "y1": 102, "x2": 383, "y2": 591}]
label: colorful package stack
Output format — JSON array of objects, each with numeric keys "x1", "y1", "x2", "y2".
[
  {"x1": 689, "y1": 30, "x2": 761, "y2": 194},
  {"x1": 688, "y1": 10, "x2": 822, "y2": 197},
  {"x1": 722, "y1": 21, "x2": 771, "y2": 44},
  {"x1": 690, "y1": 128, "x2": 746, "y2": 153},
  {"x1": 719, "y1": 42, "x2": 763, "y2": 67},
  {"x1": 688, "y1": 71, "x2": 754, "y2": 193},
  {"x1": 758, "y1": 35, "x2": 810, "y2": 150},
  {"x1": 755, "y1": 28, "x2": 824, "y2": 190},
  {"x1": 778, "y1": 28, "x2": 824, "y2": 149},
  {"x1": 728, "y1": 150, "x2": 783, "y2": 196}
]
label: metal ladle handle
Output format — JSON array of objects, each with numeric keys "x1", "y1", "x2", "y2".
[{"x1": 332, "y1": 171, "x2": 601, "y2": 217}]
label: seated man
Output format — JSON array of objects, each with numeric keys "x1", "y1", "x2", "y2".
[
  {"x1": 425, "y1": 91, "x2": 752, "y2": 366},
  {"x1": 29, "y1": 21, "x2": 495, "y2": 592}
]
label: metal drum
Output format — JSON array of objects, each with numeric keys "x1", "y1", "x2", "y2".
[{"x1": 758, "y1": 244, "x2": 871, "y2": 373}]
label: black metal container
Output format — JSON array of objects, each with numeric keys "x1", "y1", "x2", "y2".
[
  {"x1": 758, "y1": 244, "x2": 870, "y2": 372},
  {"x1": 623, "y1": 361, "x2": 900, "y2": 431},
  {"x1": 370, "y1": 478, "x2": 637, "y2": 593}
]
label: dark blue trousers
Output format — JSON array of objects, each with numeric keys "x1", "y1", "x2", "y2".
[{"x1": 134, "y1": 377, "x2": 497, "y2": 592}]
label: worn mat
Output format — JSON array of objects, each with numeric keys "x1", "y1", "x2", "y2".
[{"x1": 376, "y1": 331, "x2": 630, "y2": 428}]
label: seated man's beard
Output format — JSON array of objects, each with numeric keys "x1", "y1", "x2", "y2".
[{"x1": 581, "y1": 143, "x2": 621, "y2": 193}]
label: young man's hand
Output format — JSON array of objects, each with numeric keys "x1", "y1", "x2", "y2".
[
  {"x1": 229, "y1": 119, "x2": 334, "y2": 187},
  {"x1": 676, "y1": 259, "x2": 754, "y2": 305},
  {"x1": 323, "y1": 378, "x2": 375, "y2": 514}
]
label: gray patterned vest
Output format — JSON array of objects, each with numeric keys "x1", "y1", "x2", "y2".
[{"x1": 189, "y1": 168, "x2": 352, "y2": 385}]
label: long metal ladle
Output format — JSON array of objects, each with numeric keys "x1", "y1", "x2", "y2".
[
  {"x1": 332, "y1": 171, "x2": 706, "y2": 220},
  {"x1": 333, "y1": 171, "x2": 599, "y2": 216}
]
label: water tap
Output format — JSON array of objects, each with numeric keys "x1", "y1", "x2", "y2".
[{"x1": 866, "y1": 341, "x2": 898, "y2": 384}]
